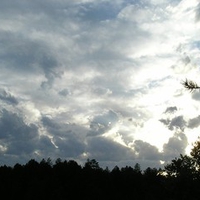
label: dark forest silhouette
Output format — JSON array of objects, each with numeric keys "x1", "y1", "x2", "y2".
[{"x1": 1, "y1": 140, "x2": 200, "y2": 200}]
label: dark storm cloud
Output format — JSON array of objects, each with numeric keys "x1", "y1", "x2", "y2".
[{"x1": 0, "y1": 89, "x2": 18, "y2": 105}]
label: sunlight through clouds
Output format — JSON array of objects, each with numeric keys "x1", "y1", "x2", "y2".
[{"x1": 0, "y1": 0, "x2": 199, "y2": 169}]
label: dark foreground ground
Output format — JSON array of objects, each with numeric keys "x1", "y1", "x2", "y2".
[{"x1": 0, "y1": 158, "x2": 199, "y2": 200}]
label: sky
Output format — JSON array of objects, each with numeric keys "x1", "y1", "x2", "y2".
[{"x1": 0, "y1": 0, "x2": 200, "y2": 170}]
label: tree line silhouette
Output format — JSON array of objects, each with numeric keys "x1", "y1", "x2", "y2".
[{"x1": 1, "y1": 140, "x2": 200, "y2": 200}]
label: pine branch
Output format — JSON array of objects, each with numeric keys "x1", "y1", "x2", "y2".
[{"x1": 182, "y1": 79, "x2": 200, "y2": 92}]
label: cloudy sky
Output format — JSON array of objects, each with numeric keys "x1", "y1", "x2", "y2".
[{"x1": 0, "y1": 0, "x2": 200, "y2": 169}]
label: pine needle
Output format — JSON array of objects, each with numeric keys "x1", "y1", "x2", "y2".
[{"x1": 182, "y1": 79, "x2": 200, "y2": 92}]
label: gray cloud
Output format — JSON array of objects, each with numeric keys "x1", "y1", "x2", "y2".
[
  {"x1": 134, "y1": 140, "x2": 161, "y2": 161},
  {"x1": 160, "y1": 115, "x2": 186, "y2": 131},
  {"x1": 0, "y1": 30, "x2": 61, "y2": 93},
  {"x1": 162, "y1": 131, "x2": 188, "y2": 162},
  {"x1": 41, "y1": 116, "x2": 61, "y2": 130},
  {"x1": 0, "y1": 0, "x2": 199, "y2": 169},
  {"x1": 58, "y1": 88, "x2": 70, "y2": 97},
  {"x1": 165, "y1": 106, "x2": 177, "y2": 114},
  {"x1": 182, "y1": 55, "x2": 191, "y2": 65},
  {"x1": 122, "y1": 140, "x2": 163, "y2": 169},
  {"x1": 161, "y1": 111, "x2": 200, "y2": 130},
  {"x1": 0, "y1": 32, "x2": 36, "y2": 72},
  {"x1": 188, "y1": 115, "x2": 200, "y2": 129},
  {"x1": 53, "y1": 133, "x2": 85, "y2": 158},
  {"x1": 86, "y1": 136, "x2": 135, "y2": 162},
  {"x1": 41, "y1": 116, "x2": 87, "y2": 157},
  {"x1": 159, "y1": 118, "x2": 170, "y2": 126},
  {"x1": 0, "y1": 109, "x2": 37, "y2": 140},
  {"x1": 192, "y1": 92, "x2": 200, "y2": 101},
  {"x1": 195, "y1": 3, "x2": 200, "y2": 22},
  {"x1": 0, "y1": 89, "x2": 18, "y2": 105},
  {"x1": 37, "y1": 135, "x2": 56, "y2": 155},
  {"x1": 79, "y1": 1, "x2": 121, "y2": 22},
  {"x1": 88, "y1": 110, "x2": 120, "y2": 136},
  {"x1": 0, "y1": 109, "x2": 39, "y2": 163},
  {"x1": 169, "y1": 116, "x2": 186, "y2": 131}
]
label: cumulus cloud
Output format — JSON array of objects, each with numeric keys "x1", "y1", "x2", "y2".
[
  {"x1": 165, "y1": 106, "x2": 178, "y2": 114},
  {"x1": 134, "y1": 140, "x2": 161, "y2": 160},
  {"x1": 169, "y1": 116, "x2": 187, "y2": 131},
  {"x1": 132, "y1": 140, "x2": 163, "y2": 168},
  {"x1": 0, "y1": 109, "x2": 39, "y2": 164},
  {"x1": 188, "y1": 115, "x2": 200, "y2": 129},
  {"x1": 88, "y1": 110, "x2": 120, "y2": 136},
  {"x1": 0, "y1": 89, "x2": 18, "y2": 105},
  {"x1": 162, "y1": 131, "x2": 188, "y2": 162},
  {"x1": 41, "y1": 116, "x2": 88, "y2": 157},
  {"x1": 160, "y1": 115, "x2": 187, "y2": 131},
  {"x1": 86, "y1": 136, "x2": 135, "y2": 162}
]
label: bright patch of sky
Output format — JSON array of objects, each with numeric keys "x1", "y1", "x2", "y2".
[{"x1": 0, "y1": 0, "x2": 200, "y2": 169}]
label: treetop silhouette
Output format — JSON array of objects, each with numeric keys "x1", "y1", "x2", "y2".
[{"x1": 182, "y1": 79, "x2": 200, "y2": 92}]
